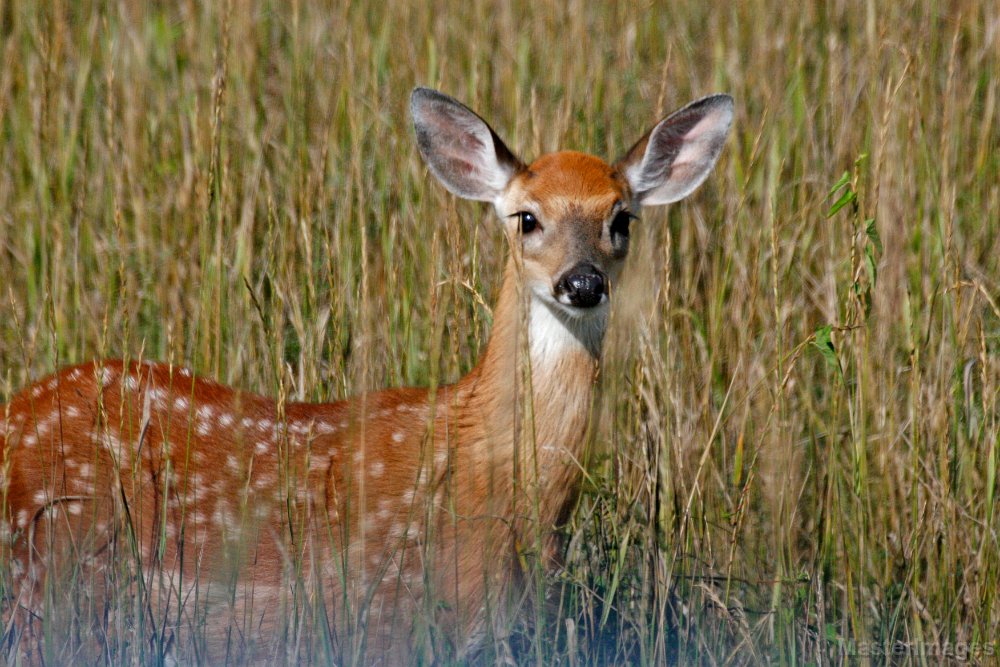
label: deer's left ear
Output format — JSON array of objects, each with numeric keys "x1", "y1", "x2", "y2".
[{"x1": 616, "y1": 94, "x2": 734, "y2": 206}]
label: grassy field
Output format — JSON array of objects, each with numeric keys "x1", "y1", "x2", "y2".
[{"x1": 2, "y1": 0, "x2": 999, "y2": 663}]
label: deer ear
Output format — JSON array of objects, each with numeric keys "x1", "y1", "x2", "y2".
[
  {"x1": 616, "y1": 94, "x2": 734, "y2": 206},
  {"x1": 411, "y1": 88, "x2": 523, "y2": 203}
]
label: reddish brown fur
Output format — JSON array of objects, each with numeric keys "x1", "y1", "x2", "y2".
[
  {"x1": 1, "y1": 75, "x2": 738, "y2": 658},
  {"x1": 504, "y1": 151, "x2": 631, "y2": 299},
  {"x1": 519, "y1": 152, "x2": 626, "y2": 199},
  {"x1": 0, "y1": 152, "x2": 631, "y2": 663}
]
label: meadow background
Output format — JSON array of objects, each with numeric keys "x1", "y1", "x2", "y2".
[{"x1": 1, "y1": 0, "x2": 999, "y2": 663}]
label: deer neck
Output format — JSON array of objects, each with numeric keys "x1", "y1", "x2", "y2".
[{"x1": 454, "y1": 260, "x2": 606, "y2": 530}]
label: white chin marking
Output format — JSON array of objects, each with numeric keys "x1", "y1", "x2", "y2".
[{"x1": 529, "y1": 290, "x2": 607, "y2": 362}]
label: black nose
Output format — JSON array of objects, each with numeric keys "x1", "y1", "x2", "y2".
[{"x1": 555, "y1": 263, "x2": 607, "y2": 308}]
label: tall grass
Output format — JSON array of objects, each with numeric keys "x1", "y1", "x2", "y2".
[{"x1": 1, "y1": 0, "x2": 998, "y2": 663}]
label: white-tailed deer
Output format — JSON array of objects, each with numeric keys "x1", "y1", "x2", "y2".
[{"x1": 0, "y1": 88, "x2": 732, "y2": 662}]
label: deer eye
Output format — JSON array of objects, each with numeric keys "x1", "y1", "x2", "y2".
[
  {"x1": 515, "y1": 211, "x2": 540, "y2": 235},
  {"x1": 610, "y1": 211, "x2": 633, "y2": 241}
]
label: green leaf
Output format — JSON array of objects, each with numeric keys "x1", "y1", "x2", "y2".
[
  {"x1": 828, "y1": 171, "x2": 851, "y2": 197},
  {"x1": 826, "y1": 188, "x2": 856, "y2": 217},
  {"x1": 865, "y1": 218, "x2": 883, "y2": 254},
  {"x1": 811, "y1": 325, "x2": 843, "y2": 379},
  {"x1": 865, "y1": 243, "x2": 878, "y2": 287}
]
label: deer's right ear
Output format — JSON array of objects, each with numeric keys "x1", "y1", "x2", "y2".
[{"x1": 411, "y1": 88, "x2": 523, "y2": 203}]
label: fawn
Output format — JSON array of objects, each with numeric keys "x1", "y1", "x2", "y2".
[{"x1": 0, "y1": 88, "x2": 732, "y2": 662}]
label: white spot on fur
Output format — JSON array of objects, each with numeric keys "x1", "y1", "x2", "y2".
[
  {"x1": 213, "y1": 504, "x2": 238, "y2": 530},
  {"x1": 392, "y1": 431, "x2": 405, "y2": 444},
  {"x1": 68, "y1": 368, "x2": 83, "y2": 381},
  {"x1": 65, "y1": 405, "x2": 80, "y2": 418},
  {"x1": 241, "y1": 416, "x2": 254, "y2": 429},
  {"x1": 97, "y1": 367, "x2": 116, "y2": 387},
  {"x1": 68, "y1": 503, "x2": 82, "y2": 516},
  {"x1": 255, "y1": 441, "x2": 269, "y2": 456},
  {"x1": 46, "y1": 378, "x2": 57, "y2": 390},
  {"x1": 22, "y1": 434, "x2": 37, "y2": 447},
  {"x1": 219, "y1": 412, "x2": 235, "y2": 428},
  {"x1": 190, "y1": 483, "x2": 210, "y2": 503},
  {"x1": 31, "y1": 385, "x2": 43, "y2": 398},
  {"x1": 197, "y1": 404, "x2": 214, "y2": 420},
  {"x1": 256, "y1": 418, "x2": 273, "y2": 432},
  {"x1": 102, "y1": 433, "x2": 128, "y2": 460},
  {"x1": 17, "y1": 510, "x2": 29, "y2": 528},
  {"x1": 79, "y1": 464, "x2": 94, "y2": 479},
  {"x1": 389, "y1": 522, "x2": 418, "y2": 541},
  {"x1": 123, "y1": 375, "x2": 139, "y2": 392},
  {"x1": 196, "y1": 421, "x2": 211, "y2": 437},
  {"x1": 226, "y1": 454, "x2": 239, "y2": 473},
  {"x1": 33, "y1": 490, "x2": 48, "y2": 504},
  {"x1": 370, "y1": 461, "x2": 385, "y2": 478},
  {"x1": 377, "y1": 499, "x2": 393, "y2": 521},
  {"x1": 174, "y1": 396, "x2": 189, "y2": 412}
]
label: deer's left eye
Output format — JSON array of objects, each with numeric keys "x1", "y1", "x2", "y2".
[{"x1": 610, "y1": 211, "x2": 634, "y2": 241}]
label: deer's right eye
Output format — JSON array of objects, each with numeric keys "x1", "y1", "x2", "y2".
[{"x1": 516, "y1": 212, "x2": 540, "y2": 235}]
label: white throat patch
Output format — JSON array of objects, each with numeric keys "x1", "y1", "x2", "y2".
[{"x1": 528, "y1": 293, "x2": 606, "y2": 367}]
